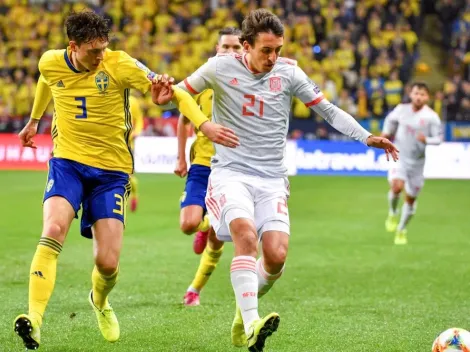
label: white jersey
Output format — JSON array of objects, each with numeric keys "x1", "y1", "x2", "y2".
[
  {"x1": 178, "y1": 53, "x2": 371, "y2": 178},
  {"x1": 382, "y1": 104, "x2": 441, "y2": 168}
]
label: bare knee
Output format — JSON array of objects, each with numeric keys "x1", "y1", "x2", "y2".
[
  {"x1": 42, "y1": 222, "x2": 67, "y2": 243},
  {"x1": 263, "y1": 245, "x2": 287, "y2": 271},
  {"x1": 391, "y1": 182, "x2": 403, "y2": 195},
  {"x1": 95, "y1": 256, "x2": 119, "y2": 276},
  {"x1": 180, "y1": 218, "x2": 200, "y2": 235},
  {"x1": 262, "y1": 232, "x2": 289, "y2": 273},
  {"x1": 230, "y1": 219, "x2": 258, "y2": 257}
]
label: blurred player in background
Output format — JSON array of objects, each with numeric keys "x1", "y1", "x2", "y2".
[
  {"x1": 166, "y1": 8, "x2": 398, "y2": 352},
  {"x1": 13, "y1": 10, "x2": 238, "y2": 350},
  {"x1": 382, "y1": 82, "x2": 441, "y2": 245},
  {"x1": 129, "y1": 93, "x2": 144, "y2": 212},
  {"x1": 174, "y1": 27, "x2": 243, "y2": 307}
]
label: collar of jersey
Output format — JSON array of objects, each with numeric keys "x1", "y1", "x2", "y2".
[{"x1": 64, "y1": 48, "x2": 82, "y2": 73}]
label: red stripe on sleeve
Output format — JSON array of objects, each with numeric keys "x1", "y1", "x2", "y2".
[
  {"x1": 305, "y1": 96, "x2": 325, "y2": 107},
  {"x1": 184, "y1": 78, "x2": 199, "y2": 95}
]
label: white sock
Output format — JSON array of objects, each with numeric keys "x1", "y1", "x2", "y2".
[
  {"x1": 230, "y1": 256, "x2": 259, "y2": 334},
  {"x1": 397, "y1": 202, "x2": 416, "y2": 231},
  {"x1": 257, "y1": 258, "x2": 284, "y2": 298},
  {"x1": 187, "y1": 286, "x2": 199, "y2": 294},
  {"x1": 388, "y1": 190, "x2": 400, "y2": 215}
]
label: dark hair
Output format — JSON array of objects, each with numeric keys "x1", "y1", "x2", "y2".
[
  {"x1": 218, "y1": 27, "x2": 242, "y2": 38},
  {"x1": 65, "y1": 11, "x2": 110, "y2": 45},
  {"x1": 240, "y1": 9, "x2": 284, "y2": 46},
  {"x1": 410, "y1": 82, "x2": 430, "y2": 93}
]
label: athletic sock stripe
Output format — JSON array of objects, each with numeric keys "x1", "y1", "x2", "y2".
[
  {"x1": 39, "y1": 240, "x2": 62, "y2": 253},
  {"x1": 39, "y1": 237, "x2": 62, "y2": 249},
  {"x1": 231, "y1": 264, "x2": 256, "y2": 271},
  {"x1": 39, "y1": 238, "x2": 62, "y2": 253},
  {"x1": 232, "y1": 259, "x2": 256, "y2": 266}
]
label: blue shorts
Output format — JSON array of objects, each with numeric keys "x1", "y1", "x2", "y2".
[
  {"x1": 180, "y1": 164, "x2": 211, "y2": 210},
  {"x1": 44, "y1": 157, "x2": 131, "y2": 239}
]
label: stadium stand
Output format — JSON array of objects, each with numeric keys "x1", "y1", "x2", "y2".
[{"x1": 0, "y1": 0, "x2": 447, "y2": 140}]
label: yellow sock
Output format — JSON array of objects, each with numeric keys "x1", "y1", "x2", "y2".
[
  {"x1": 129, "y1": 175, "x2": 138, "y2": 197},
  {"x1": 195, "y1": 215, "x2": 210, "y2": 232},
  {"x1": 189, "y1": 244, "x2": 224, "y2": 292},
  {"x1": 92, "y1": 266, "x2": 119, "y2": 310},
  {"x1": 29, "y1": 237, "x2": 62, "y2": 326}
]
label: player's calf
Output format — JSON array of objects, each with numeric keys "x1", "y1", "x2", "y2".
[{"x1": 258, "y1": 229, "x2": 288, "y2": 298}]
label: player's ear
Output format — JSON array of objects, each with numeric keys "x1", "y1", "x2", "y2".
[
  {"x1": 215, "y1": 44, "x2": 220, "y2": 53},
  {"x1": 69, "y1": 41, "x2": 77, "y2": 52},
  {"x1": 243, "y1": 41, "x2": 250, "y2": 52}
]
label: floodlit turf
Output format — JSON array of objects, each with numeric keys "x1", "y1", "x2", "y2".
[{"x1": 1, "y1": 171, "x2": 469, "y2": 351}]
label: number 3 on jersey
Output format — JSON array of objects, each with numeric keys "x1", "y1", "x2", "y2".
[
  {"x1": 75, "y1": 97, "x2": 87, "y2": 119},
  {"x1": 242, "y1": 94, "x2": 264, "y2": 117}
]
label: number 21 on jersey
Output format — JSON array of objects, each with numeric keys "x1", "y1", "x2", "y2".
[{"x1": 242, "y1": 94, "x2": 264, "y2": 118}]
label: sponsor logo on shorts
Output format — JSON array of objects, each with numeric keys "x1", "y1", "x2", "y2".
[{"x1": 46, "y1": 179, "x2": 54, "y2": 192}]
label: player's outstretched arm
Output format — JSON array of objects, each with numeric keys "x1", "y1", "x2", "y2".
[
  {"x1": 292, "y1": 66, "x2": 398, "y2": 161},
  {"x1": 151, "y1": 79, "x2": 239, "y2": 149},
  {"x1": 382, "y1": 106, "x2": 400, "y2": 140},
  {"x1": 175, "y1": 114, "x2": 190, "y2": 178},
  {"x1": 312, "y1": 100, "x2": 399, "y2": 161},
  {"x1": 19, "y1": 75, "x2": 52, "y2": 149}
]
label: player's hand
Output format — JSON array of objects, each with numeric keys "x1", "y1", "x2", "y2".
[
  {"x1": 18, "y1": 119, "x2": 39, "y2": 149},
  {"x1": 151, "y1": 74, "x2": 175, "y2": 105},
  {"x1": 366, "y1": 135, "x2": 399, "y2": 162},
  {"x1": 416, "y1": 133, "x2": 426, "y2": 144},
  {"x1": 174, "y1": 159, "x2": 188, "y2": 178},
  {"x1": 199, "y1": 121, "x2": 240, "y2": 148}
]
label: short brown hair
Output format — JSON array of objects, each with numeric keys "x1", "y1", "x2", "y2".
[
  {"x1": 240, "y1": 9, "x2": 284, "y2": 46},
  {"x1": 410, "y1": 82, "x2": 430, "y2": 93},
  {"x1": 65, "y1": 10, "x2": 110, "y2": 45},
  {"x1": 218, "y1": 27, "x2": 242, "y2": 38}
]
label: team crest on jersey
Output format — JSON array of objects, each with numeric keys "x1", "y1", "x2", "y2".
[
  {"x1": 46, "y1": 179, "x2": 54, "y2": 192},
  {"x1": 269, "y1": 76, "x2": 282, "y2": 92},
  {"x1": 95, "y1": 71, "x2": 109, "y2": 93}
]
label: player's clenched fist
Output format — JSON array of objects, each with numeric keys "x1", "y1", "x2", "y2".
[
  {"x1": 200, "y1": 121, "x2": 240, "y2": 149},
  {"x1": 151, "y1": 74, "x2": 175, "y2": 105},
  {"x1": 174, "y1": 158, "x2": 188, "y2": 178},
  {"x1": 366, "y1": 135, "x2": 399, "y2": 162},
  {"x1": 18, "y1": 119, "x2": 39, "y2": 149}
]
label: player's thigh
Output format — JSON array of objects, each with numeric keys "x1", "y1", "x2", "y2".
[
  {"x1": 207, "y1": 227, "x2": 224, "y2": 250},
  {"x1": 254, "y1": 178, "x2": 291, "y2": 237},
  {"x1": 81, "y1": 168, "x2": 130, "y2": 240},
  {"x1": 179, "y1": 164, "x2": 210, "y2": 231},
  {"x1": 42, "y1": 158, "x2": 84, "y2": 243},
  {"x1": 206, "y1": 168, "x2": 256, "y2": 243},
  {"x1": 92, "y1": 218, "x2": 123, "y2": 274},
  {"x1": 388, "y1": 165, "x2": 406, "y2": 193},
  {"x1": 404, "y1": 171, "x2": 424, "y2": 199},
  {"x1": 180, "y1": 205, "x2": 205, "y2": 232}
]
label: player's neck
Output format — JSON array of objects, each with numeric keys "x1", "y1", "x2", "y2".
[
  {"x1": 244, "y1": 53, "x2": 260, "y2": 74},
  {"x1": 70, "y1": 51, "x2": 87, "y2": 72},
  {"x1": 412, "y1": 104, "x2": 425, "y2": 112}
]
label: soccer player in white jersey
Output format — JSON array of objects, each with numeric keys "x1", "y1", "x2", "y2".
[
  {"x1": 382, "y1": 82, "x2": 441, "y2": 245},
  {"x1": 155, "y1": 9, "x2": 398, "y2": 352}
]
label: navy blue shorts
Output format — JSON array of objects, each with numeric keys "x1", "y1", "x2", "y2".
[
  {"x1": 44, "y1": 157, "x2": 130, "y2": 239},
  {"x1": 180, "y1": 164, "x2": 211, "y2": 210}
]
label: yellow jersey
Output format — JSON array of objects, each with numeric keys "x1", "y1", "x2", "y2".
[
  {"x1": 190, "y1": 89, "x2": 215, "y2": 167},
  {"x1": 38, "y1": 47, "x2": 154, "y2": 174},
  {"x1": 129, "y1": 95, "x2": 144, "y2": 151}
]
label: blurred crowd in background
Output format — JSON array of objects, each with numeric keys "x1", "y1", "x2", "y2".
[{"x1": 0, "y1": 0, "x2": 469, "y2": 140}]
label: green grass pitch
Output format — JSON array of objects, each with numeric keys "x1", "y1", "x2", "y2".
[{"x1": 1, "y1": 171, "x2": 469, "y2": 351}]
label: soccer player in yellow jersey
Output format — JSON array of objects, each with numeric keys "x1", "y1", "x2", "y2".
[
  {"x1": 128, "y1": 94, "x2": 144, "y2": 212},
  {"x1": 173, "y1": 28, "x2": 243, "y2": 306},
  {"x1": 13, "y1": 11, "x2": 238, "y2": 350}
]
